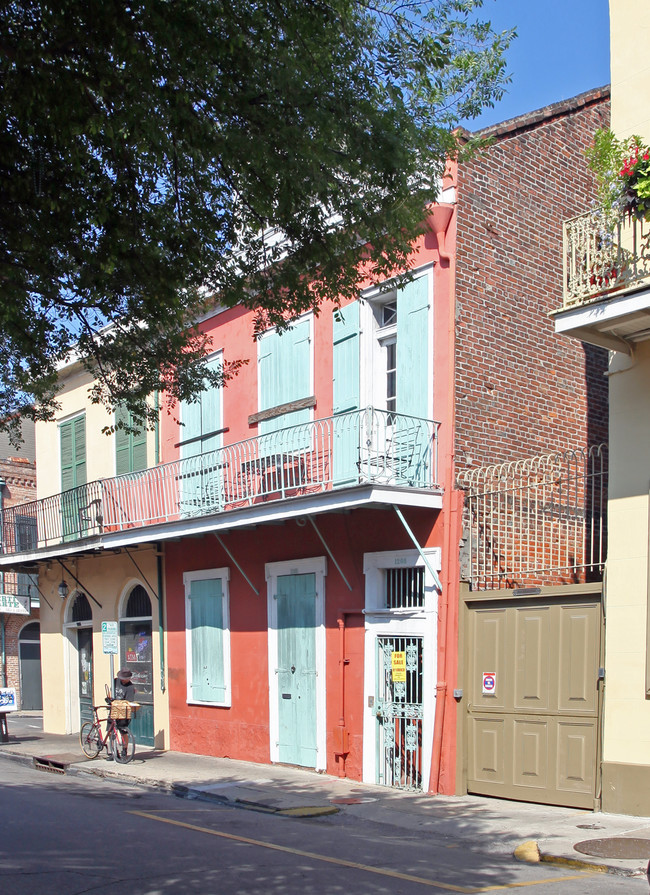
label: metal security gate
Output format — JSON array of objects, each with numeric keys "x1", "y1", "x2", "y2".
[{"x1": 376, "y1": 635, "x2": 423, "y2": 790}]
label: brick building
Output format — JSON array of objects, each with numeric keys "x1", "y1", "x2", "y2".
[
  {"x1": 1, "y1": 88, "x2": 611, "y2": 809},
  {"x1": 0, "y1": 422, "x2": 41, "y2": 709},
  {"x1": 455, "y1": 87, "x2": 610, "y2": 470}
]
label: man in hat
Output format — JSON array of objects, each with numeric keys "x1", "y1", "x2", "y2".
[{"x1": 107, "y1": 669, "x2": 137, "y2": 760}]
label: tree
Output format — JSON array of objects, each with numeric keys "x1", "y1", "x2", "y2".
[{"x1": 0, "y1": 0, "x2": 512, "y2": 438}]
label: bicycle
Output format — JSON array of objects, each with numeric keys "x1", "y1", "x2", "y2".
[{"x1": 79, "y1": 695, "x2": 138, "y2": 764}]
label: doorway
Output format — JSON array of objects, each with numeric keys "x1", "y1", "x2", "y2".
[
  {"x1": 119, "y1": 584, "x2": 154, "y2": 746},
  {"x1": 18, "y1": 621, "x2": 42, "y2": 710},
  {"x1": 267, "y1": 557, "x2": 326, "y2": 770}
]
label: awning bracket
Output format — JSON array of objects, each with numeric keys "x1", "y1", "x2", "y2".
[
  {"x1": 213, "y1": 533, "x2": 259, "y2": 595},
  {"x1": 393, "y1": 506, "x2": 442, "y2": 592}
]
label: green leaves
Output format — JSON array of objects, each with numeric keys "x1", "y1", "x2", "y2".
[{"x1": 0, "y1": 0, "x2": 512, "y2": 438}]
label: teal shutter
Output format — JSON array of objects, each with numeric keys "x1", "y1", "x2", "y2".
[
  {"x1": 396, "y1": 276, "x2": 430, "y2": 419},
  {"x1": 332, "y1": 302, "x2": 360, "y2": 484},
  {"x1": 259, "y1": 321, "x2": 311, "y2": 450},
  {"x1": 276, "y1": 573, "x2": 317, "y2": 767},
  {"x1": 179, "y1": 358, "x2": 223, "y2": 514},
  {"x1": 189, "y1": 577, "x2": 225, "y2": 703}
]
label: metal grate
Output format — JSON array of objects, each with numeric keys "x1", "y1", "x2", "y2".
[
  {"x1": 125, "y1": 585, "x2": 151, "y2": 618},
  {"x1": 458, "y1": 445, "x2": 607, "y2": 591},
  {"x1": 376, "y1": 635, "x2": 423, "y2": 791},
  {"x1": 385, "y1": 567, "x2": 425, "y2": 609}
]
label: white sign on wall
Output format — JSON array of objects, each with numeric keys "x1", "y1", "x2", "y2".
[
  {"x1": 0, "y1": 688, "x2": 18, "y2": 712},
  {"x1": 0, "y1": 594, "x2": 30, "y2": 615},
  {"x1": 102, "y1": 621, "x2": 119, "y2": 655}
]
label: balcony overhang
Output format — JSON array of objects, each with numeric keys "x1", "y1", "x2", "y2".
[
  {"x1": 553, "y1": 284, "x2": 650, "y2": 354},
  {"x1": 0, "y1": 483, "x2": 443, "y2": 571}
]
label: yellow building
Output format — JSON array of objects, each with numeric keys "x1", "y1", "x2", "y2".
[
  {"x1": 553, "y1": 0, "x2": 650, "y2": 814},
  {"x1": 27, "y1": 359, "x2": 168, "y2": 748}
]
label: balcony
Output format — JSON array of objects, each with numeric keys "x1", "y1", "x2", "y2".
[
  {"x1": 554, "y1": 209, "x2": 650, "y2": 352},
  {"x1": 1, "y1": 408, "x2": 441, "y2": 557}
]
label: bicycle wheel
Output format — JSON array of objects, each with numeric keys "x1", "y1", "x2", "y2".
[
  {"x1": 112, "y1": 727, "x2": 136, "y2": 763},
  {"x1": 80, "y1": 722, "x2": 102, "y2": 758}
]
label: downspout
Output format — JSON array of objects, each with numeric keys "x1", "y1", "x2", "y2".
[
  {"x1": 335, "y1": 608, "x2": 364, "y2": 778},
  {"x1": 426, "y1": 200, "x2": 458, "y2": 794},
  {"x1": 156, "y1": 543, "x2": 165, "y2": 694}
]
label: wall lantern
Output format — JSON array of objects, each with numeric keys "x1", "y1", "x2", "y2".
[{"x1": 58, "y1": 579, "x2": 69, "y2": 600}]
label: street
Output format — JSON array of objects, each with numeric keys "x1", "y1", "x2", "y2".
[{"x1": 0, "y1": 760, "x2": 647, "y2": 894}]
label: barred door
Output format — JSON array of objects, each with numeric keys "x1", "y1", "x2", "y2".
[{"x1": 376, "y1": 635, "x2": 423, "y2": 790}]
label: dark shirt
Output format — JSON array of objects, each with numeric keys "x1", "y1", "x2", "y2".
[{"x1": 113, "y1": 679, "x2": 136, "y2": 701}]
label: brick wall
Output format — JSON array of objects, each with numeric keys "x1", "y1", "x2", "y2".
[{"x1": 455, "y1": 88, "x2": 610, "y2": 471}]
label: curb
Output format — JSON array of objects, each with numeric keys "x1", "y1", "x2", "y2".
[{"x1": 514, "y1": 839, "x2": 638, "y2": 878}]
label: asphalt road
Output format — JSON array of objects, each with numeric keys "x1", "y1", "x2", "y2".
[{"x1": 0, "y1": 760, "x2": 647, "y2": 894}]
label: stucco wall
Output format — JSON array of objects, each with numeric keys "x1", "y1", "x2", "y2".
[
  {"x1": 610, "y1": 0, "x2": 650, "y2": 141},
  {"x1": 38, "y1": 547, "x2": 168, "y2": 747}
]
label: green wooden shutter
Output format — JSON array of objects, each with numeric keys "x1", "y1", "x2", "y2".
[
  {"x1": 116, "y1": 405, "x2": 147, "y2": 475},
  {"x1": 332, "y1": 302, "x2": 360, "y2": 484},
  {"x1": 189, "y1": 577, "x2": 225, "y2": 703},
  {"x1": 397, "y1": 276, "x2": 430, "y2": 420},
  {"x1": 60, "y1": 416, "x2": 87, "y2": 490}
]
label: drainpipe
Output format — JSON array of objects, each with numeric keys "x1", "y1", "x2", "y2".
[
  {"x1": 426, "y1": 199, "x2": 460, "y2": 795},
  {"x1": 156, "y1": 543, "x2": 166, "y2": 694},
  {"x1": 335, "y1": 609, "x2": 364, "y2": 778}
]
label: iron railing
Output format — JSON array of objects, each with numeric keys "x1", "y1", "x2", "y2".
[
  {"x1": 2, "y1": 408, "x2": 440, "y2": 554},
  {"x1": 458, "y1": 445, "x2": 607, "y2": 591},
  {"x1": 563, "y1": 208, "x2": 650, "y2": 308}
]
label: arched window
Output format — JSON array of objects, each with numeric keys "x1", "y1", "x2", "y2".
[
  {"x1": 124, "y1": 584, "x2": 151, "y2": 618},
  {"x1": 71, "y1": 592, "x2": 92, "y2": 622}
]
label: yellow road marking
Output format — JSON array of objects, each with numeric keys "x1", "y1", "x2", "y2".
[{"x1": 129, "y1": 810, "x2": 591, "y2": 892}]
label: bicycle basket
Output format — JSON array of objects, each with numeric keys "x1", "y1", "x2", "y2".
[{"x1": 109, "y1": 700, "x2": 133, "y2": 720}]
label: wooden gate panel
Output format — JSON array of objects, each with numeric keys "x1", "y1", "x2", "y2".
[{"x1": 467, "y1": 594, "x2": 601, "y2": 809}]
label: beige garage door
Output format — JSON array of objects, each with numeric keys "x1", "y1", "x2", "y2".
[{"x1": 467, "y1": 595, "x2": 602, "y2": 809}]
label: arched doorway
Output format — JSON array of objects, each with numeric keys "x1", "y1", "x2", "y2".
[
  {"x1": 18, "y1": 621, "x2": 42, "y2": 710},
  {"x1": 67, "y1": 592, "x2": 93, "y2": 727},
  {"x1": 119, "y1": 585, "x2": 154, "y2": 746}
]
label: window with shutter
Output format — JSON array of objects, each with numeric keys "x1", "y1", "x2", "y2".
[
  {"x1": 115, "y1": 405, "x2": 147, "y2": 475},
  {"x1": 184, "y1": 568, "x2": 230, "y2": 705}
]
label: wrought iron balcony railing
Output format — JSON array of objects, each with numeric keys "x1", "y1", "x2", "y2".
[
  {"x1": 2, "y1": 407, "x2": 440, "y2": 555},
  {"x1": 563, "y1": 208, "x2": 650, "y2": 308}
]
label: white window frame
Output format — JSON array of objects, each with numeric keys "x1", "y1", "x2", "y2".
[
  {"x1": 183, "y1": 566, "x2": 231, "y2": 707},
  {"x1": 359, "y1": 265, "x2": 434, "y2": 419}
]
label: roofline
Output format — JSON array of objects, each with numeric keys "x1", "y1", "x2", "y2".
[{"x1": 458, "y1": 85, "x2": 611, "y2": 143}]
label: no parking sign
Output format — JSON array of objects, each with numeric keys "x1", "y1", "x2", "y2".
[{"x1": 482, "y1": 672, "x2": 496, "y2": 696}]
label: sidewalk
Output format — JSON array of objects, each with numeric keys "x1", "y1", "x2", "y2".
[{"x1": 3, "y1": 713, "x2": 650, "y2": 879}]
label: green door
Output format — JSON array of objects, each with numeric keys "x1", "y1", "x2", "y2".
[
  {"x1": 119, "y1": 619, "x2": 154, "y2": 746},
  {"x1": 332, "y1": 302, "x2": 360, "y2": 484},
  {"x1": 60, "y1": 416, "x2": 87, "y2": 539},
  {"x1": 276, "y1": 573, "x2": 317, "y2": 767},
  {"x1": 77, "y1": 627, "x2": 93, "y2": 727}
]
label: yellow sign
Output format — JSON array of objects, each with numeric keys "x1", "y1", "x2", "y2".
[{"x1": 391, "y1": 651, "x2": 406, "y2": 682}]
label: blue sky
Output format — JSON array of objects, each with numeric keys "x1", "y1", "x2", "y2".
[{"x1": 465, "y1": 0, "x2": 611, "y2": 131}]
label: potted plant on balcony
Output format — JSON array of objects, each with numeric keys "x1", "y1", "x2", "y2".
[{"x1": 587, "y1": 128, "x2": 650, "y2": 224}]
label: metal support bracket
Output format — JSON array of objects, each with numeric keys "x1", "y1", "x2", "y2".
[{"x1": 393, "y1": 506, "x2": 442, "y2": 592}]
